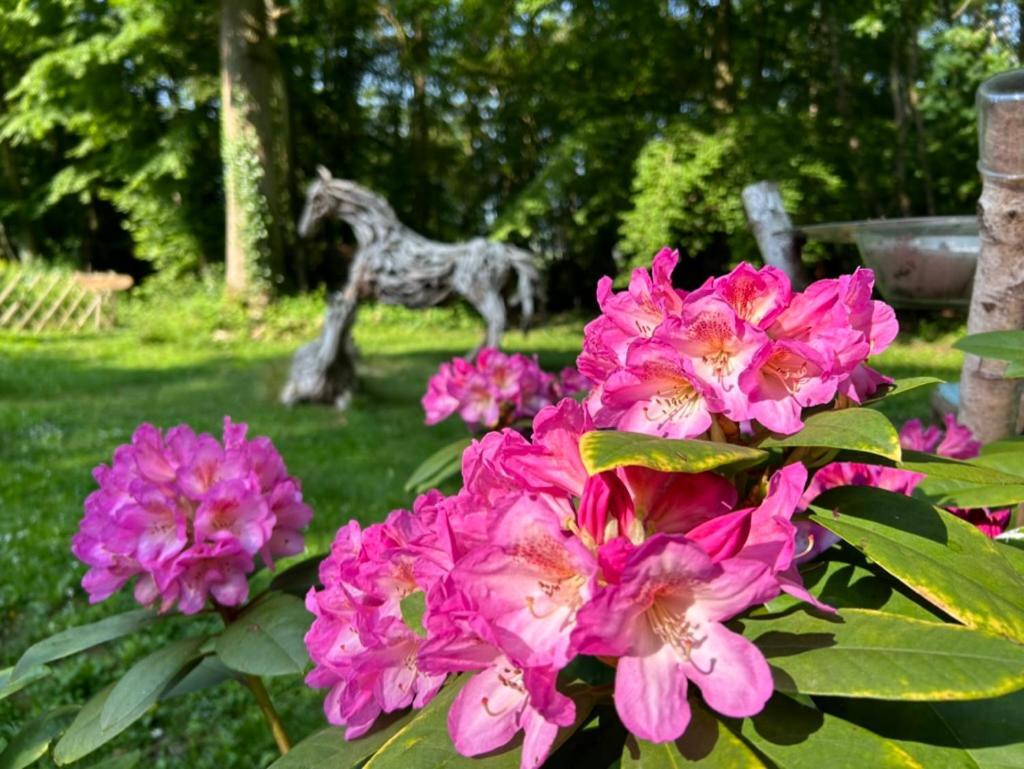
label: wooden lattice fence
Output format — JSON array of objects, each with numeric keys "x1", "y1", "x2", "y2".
[{"x1": 0, "y1": 267, "x2": 133, "y2": 334}]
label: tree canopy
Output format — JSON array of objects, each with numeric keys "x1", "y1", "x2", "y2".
[{"x1": 0, "y1": 0, "x2": 1020, "y2": 305}]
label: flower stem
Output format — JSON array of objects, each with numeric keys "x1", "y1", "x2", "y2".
[
  {"x1": 243, "y1": 673, "x2": 292, "y2": 755},
  {"x1": 215, "y1": 604, "x2": 291, "y2": 755}
]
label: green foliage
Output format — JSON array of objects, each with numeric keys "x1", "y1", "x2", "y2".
[
  {"x1": 579, "y1": 431, "x2": 768, "y2": 476},
  {"x1": 619, "y1": 116, "x2": 842, "y2": 270},
  {"x1": 954, "y1": 330, "x2": 1024, "y2": 378},
  {"x1": 215, "y1": 594, "x2": 311, "y2": 678},
  {"x1": 760, "y1": 408, "x2": 903, "y2": 462},
  {"x1": 405, "y1": 436, "x2": 474, "y2": 494}
]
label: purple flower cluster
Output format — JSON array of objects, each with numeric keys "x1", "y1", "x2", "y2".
[
  {"x1": 422, "y1": 348, "x2": 588, "y2": 431},
  {"x1": 72, "y1": 419, "x2": 312, "y2": 614}
]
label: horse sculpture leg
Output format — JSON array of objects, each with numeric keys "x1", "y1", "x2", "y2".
[{"x1": 465, "y1": 287, "x2": 506, "y2": 354}]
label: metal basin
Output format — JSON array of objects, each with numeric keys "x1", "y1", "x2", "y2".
[{"x1": 798, "y1": 216, "x2": 979, "y2": 308}]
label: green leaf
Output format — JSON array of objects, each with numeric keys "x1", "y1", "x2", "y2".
[
  {"x1": 925, "y1": 484, "x2": 1024, "y2": 509},
  {"x1": 162, "y1": 656, "x2": 238, "y2": 700},
  {"x1": 399, "y1": 592, "x2": 427, "y2": 636},
  {"x1": 745, "y1": 608, "x2": 1024, "y2": 700},
  {"x1": 822, "y1": 689, "x2": 1024, "y2": 769},
  {"x1": 0, "y1": 707, "x2": 77, "y2": 769},
  {"x1": 954, "y1": 330, "x2": 1024, "y2": 366},
  {"x1": 268, "y1": 555, "x2": 324, "y2": 596},
  {"x1": 101, "y1": 636, "x2": 205, "y2": 729},
  {"x1": 737, "y1": 694, "x2": 924, "y2": 768},
  {"x1": 53, "y1": 684, "x2": 148, "y2": 765},
  {"x1": 405, "y1": 438, "x2": 473, "y2": 493},
  {"x1": 809, "y1": 487, "x2": 1024, "y2": 642},
  {"x1": 0, "y1": 665, "x2": 51, "y2": 701},
  {"x1": 621, "y1": 701, "x2": 767, "y2": 767},
  {"x1": 362, "y1": 678, "x2": 519, "y2": 769},
  {"x1": 81, "y1": 751, "x2": 141, "y2": 769},
  {"x1": 864, "y1": 376, "x2": 944, "y2": 405},
  {"x1": 973, "y1": 438, "x2": 1024, "y2": 477},
  {"x1": 579, "y1": 431, "x2": 767, "y2": 476},
  {"x1": 216, "y1": 592, "x2": 310, "y2": 677},
  {"x1": 267, "y1": 713, "x2": 415, "y2": 769},
  {"x1": 762, "y1": 558, "x2": 937, "y2": 621},
  {"x1": 12, "y1": 610, "x2": 155, "y2": 682},
  {"x1": 900, "y1": 451, "x2": 1024, "y2": 488},
  {"x1": 760, "y1": 408, "x2": 901, "y2": 461}
]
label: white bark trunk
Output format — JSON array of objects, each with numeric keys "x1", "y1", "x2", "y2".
[{"x1": 959, "y1": 70, "x2": 1024, "y2": 443}]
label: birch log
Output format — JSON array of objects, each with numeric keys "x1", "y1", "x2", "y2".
[
  {"x1": 959, "y1": 69, "x2": 1024, "y2": 443},
  {"x1": 742, "y1": 181, "x2": 808, "y2": 290}
]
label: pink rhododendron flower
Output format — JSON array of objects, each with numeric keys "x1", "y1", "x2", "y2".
[
  {"x1": 71, "y1": 419, "x2": 312, "y2": 614},
  {"x1": 573, "y1": 536, "x2": 774, "y2": 742},
  {"x1": 306, "y1": 398, "x2": 818, "y2": 760},
  {"x1": 579, "y1": 253, "x2": 898, "y2": 439},
  {"x1": 422, "y1": 348, "x2": 587, "y2": 431}
]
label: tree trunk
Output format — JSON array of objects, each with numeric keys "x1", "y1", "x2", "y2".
[
  {"x1": 220, "y1": 0, "x2": 287, "y2": 295},
  {"x1": 959, "y1": 70, "x2": 1024, "y2": 443}
]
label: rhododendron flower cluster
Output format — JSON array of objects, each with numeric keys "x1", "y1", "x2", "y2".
[
  {"x1": 798, "y1": 415, "x2": 1007, "y2": 560},
  {"x1": 305, "y1": 399, "x2": 820, "y2": 765},
  {"x1": 72, "y1": 419, "x2": 312, "y2": 614},
  {"x1": 577, "y1": 248, "x2": 897, "y2": 439},
  {"x1": 423, "y1": 348, "x2": 588, "y2": 430}
]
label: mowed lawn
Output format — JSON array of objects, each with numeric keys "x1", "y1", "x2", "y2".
[{"x1": 0, "y1": 294, "x2": 965, "y2": 767}]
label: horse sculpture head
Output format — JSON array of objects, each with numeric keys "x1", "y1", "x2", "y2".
[{"x1": 297, "y1": 166, "x2": 398, "y2": 240}]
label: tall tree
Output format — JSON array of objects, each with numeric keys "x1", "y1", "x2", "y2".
[{"x1": 220, "y1": 0, "x2": 291, "y2": 294}]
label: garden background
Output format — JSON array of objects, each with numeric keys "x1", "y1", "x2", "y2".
[{"x1": 1, "y1": 1, "x2": 1023, "y2": 767}]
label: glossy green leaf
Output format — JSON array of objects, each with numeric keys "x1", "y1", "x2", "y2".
[
  {"x1": 745, "y1": 608, "x2": 1024, "y2": 700},
  {"x1": 972, "y1": 439, "x2": 1024, "y2": 477},
  {"x1": 0, "y1": 665, "x2": 50, "y2": 701},
  {"x1": 12, "y1": 610, "x2": 155, "y2": 681},
  {"x1": 953, "y1": 330, "x2": 1024, "y2": 365},
  {"x1": 738, "y1": 694, "x2": 924, "y2": 768},
  {"x1": 900, "y1": 451, "x2": 1024, "y2": 487},
  {"x1": 215, "y1": 592, "x2": 310, "y2": 677},
  {"x1": 362, "y1": 678, "x2": 519, "y2": 769},
  {"x1": 268, "y1": 555, "x2": 324, "y2": 596},
  {"x1": 579, "y1": 430, "x2": 767, "y2": 476},
  {"x1": 621, "y1": 701, "x2": 767, "y2": 768},
  {"x1": 0, "y1": 707, "x2": 77, "y2": 769},
  {"x1": 760, "y1": 408, "x2": 901, "y2": 461},
  {"x1": 267, "y1": 713, "x2": 415, "y2": 769},
  {"x1": 405, "y1": 437, "x2": 472, "y2": 493},
  {"x1": 161, "y1": 656, "x2": 237, "y2": 700},
  {"x1": 809, "y1": 487, "x2": 1024, "y2": 642},
  {"x1": 864, "y1": 377, "x2": 944, "y2": 405},
  {"x1": 762, "y1": 558, "x2": 938, "y2": 620},
  {"x1": 101, "y1": 636, "x2": 205, "y2": 729},
  {"x1": 927, "y1": 484, "x2": 1024, "y2": 508},
  {"x1": 822, "y1": 689, "x2": 1024, "y2": 768},
  {"x1": 53, "y1": 685, "x2": 145, "y2": 765}
]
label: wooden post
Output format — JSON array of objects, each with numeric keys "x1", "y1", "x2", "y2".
[
  {"x1": 742, "y1": 181, "x2": 808, "y2": 289},
  {"x1": 959, "y1": 69, "x2": 1024, "y2": 443}
]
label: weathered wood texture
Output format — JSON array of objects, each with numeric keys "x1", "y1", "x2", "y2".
[
  {"x1": 959, "y1": 69, "x2": 1024, "y2": 442},
  {"x1": 0, "y1": 268, "x2": 132, "y2": 333},
  {"x1": 742, "y1": 181, "x2": 808, "y2": 289},
  {"x1": 283, "y1": 167, "x2": 539, "y2": 408}
]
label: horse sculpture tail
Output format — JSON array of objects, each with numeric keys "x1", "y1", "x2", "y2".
[{"x1": 507, "y1": 246, "x2": 539, "y2": 330}]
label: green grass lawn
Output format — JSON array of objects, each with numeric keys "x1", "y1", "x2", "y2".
[{"x1": 0, "y1": 291, "x2": 967, "y2": 767}]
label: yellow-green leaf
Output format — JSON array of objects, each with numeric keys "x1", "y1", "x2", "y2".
[
  {"x1": 760, "y1": 408, "x2": 901, "y2": 461},
  {"x1": 579, "y1": 431, "x2": 767, "y2": 476}
]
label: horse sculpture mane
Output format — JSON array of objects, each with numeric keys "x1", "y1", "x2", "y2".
[{"x1": 281, "y1": 167, "x2": 540, "y2": 408}]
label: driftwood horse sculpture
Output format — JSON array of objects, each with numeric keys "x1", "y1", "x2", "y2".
[{"x1": 280, "y1": 167, "x2": 539, "y2": 408}]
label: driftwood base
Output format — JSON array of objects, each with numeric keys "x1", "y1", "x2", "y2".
[{"x1": 280, "y1": 292, "x2": 359, "y2": 410}]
